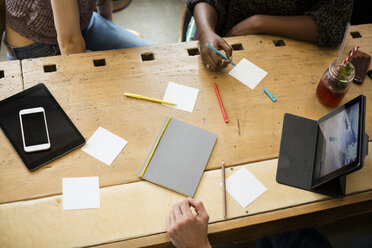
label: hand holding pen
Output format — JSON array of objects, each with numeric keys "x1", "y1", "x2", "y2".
[
  {"x1": 206, "y1": 43, "x2": 236, "y2": 67},
  {"x1": 203, "y1": 41, "x2": 234, "y2": 72},
  {"x1": 198, "y1": 31, "x2": 233, "y2": 71}
]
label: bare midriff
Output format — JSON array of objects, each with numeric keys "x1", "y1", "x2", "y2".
[{"x1": 5, "y1": 24, "x2": 35, "y2": 47}]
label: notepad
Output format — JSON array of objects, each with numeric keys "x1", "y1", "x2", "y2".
[
  {"x1": 139, "y1": 117, "x2": 217, "y2": 197},
  {"x1": 82, "y1": 126, "x2": 128, "y2": 166},
  {"x1": 229, "y1": 58, "x2": 268, "y2": 89},
  {"x1": 162, "y1": 82, "x2": 199, "y2": 112},
  {"x1": 224, "y1": 167, "x2": 267, "y2": 208},
  {"x1": 63, "y1": 177, "x2": 100, "y2": 210}
]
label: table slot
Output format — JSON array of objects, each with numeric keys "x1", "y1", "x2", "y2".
[
  {"x1": 93, "y1": 58, "x2": 107, "y2": 67},
  {"x1": 232, "y1": 43, "x2": 244, "y2": 51},
  {"x1": 187, "y1": 47, "x2": 200, "y2": 56},
  {"x1": 141, "y1": 52, "x2": 155, "y2": 61},
  {"x1": 0, "y1": 70, "x2": 4, "y2": 79},
  {"x1": 273, "y1": 40, "x2": 286, "y2": 47},
  {"x1": 350, "y1": 31, "x2": 362, "y2": 39},
  {"x1": 43, "y1": 64, "x2": 57, "y2": 73}
]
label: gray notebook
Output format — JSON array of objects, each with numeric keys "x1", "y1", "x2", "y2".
[{"x1": 138, "y1": 117, "x2": 217, "y2": 197}]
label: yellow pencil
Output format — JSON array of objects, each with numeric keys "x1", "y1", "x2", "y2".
[{"x1": 124, "y1": 93, "x2": 176, "y2": 106}]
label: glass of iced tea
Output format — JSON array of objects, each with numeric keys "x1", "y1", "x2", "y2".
[{"x1": 316, "y1": 60, "x2": 355, "y2": 107}]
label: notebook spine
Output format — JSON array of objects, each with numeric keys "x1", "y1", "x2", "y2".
[{"x1": 139, "y1": 116, "x2": 171, "y2": 177}]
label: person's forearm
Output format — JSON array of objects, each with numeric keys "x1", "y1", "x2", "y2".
[
  {"x1": 96, "y1": 0, "x2": 112, "y2": 20},
  {"x1": 193, "y1": 2, "x2": 218, "y2": 34},
  {"x1": 256, "y1": 15, "x2": 319, "y2": 43},
  {"x1": 51, "y1": 0, "x2": 86, "y2": 55},
  {"x1": 193, "y1": 2, "x2": 233, "y2": 71},
  {"x1": 58, "y1": 34, "x2": 86, "y2": 55}
]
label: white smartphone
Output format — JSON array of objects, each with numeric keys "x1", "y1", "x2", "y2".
[{"x1": 19, "y1": 107, "x2": 51, "y2": 153}]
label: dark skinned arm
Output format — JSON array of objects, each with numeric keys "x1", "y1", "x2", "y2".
[
  {"x1": 227, "y1": 15, "x2": 319, "y2": 43},
  {"x1": 194, "y1": 2, "x2": 233, "y2": 71}
]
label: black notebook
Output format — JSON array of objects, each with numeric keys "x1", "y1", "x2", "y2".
[{"x1": 0, "y1": 84, "x2": 85, "y2": 171}]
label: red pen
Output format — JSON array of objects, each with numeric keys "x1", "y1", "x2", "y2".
[{"x1": 213, "y1": 83, "x2": 229, "y2": 123}]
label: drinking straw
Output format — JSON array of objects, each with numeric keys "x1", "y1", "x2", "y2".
[
  {"x1": 343, "y1": 46, "x2": 360, "y2": 64},
  {"x1": 336, "y1": 23, "x2": 350, "y2": 65}
]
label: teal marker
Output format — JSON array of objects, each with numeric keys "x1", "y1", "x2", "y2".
[
  {"x1": 206, "y1": 43, "x2": 236, "y2": 66},
  {"x1": 264, "y1": 88, "x2": 277, "y2": 102}
]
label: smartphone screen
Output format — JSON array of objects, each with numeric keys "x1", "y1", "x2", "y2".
[
  {"x1": 19, "y1": 107, "x2": 51, "y2": 153},
  {"x1": 21, "y1": 112, "x2": 49, "y2": 146}
]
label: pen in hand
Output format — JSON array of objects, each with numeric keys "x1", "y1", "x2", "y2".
[{"x1": 206, "y1": 43, "x2": 236, "y2": 66}]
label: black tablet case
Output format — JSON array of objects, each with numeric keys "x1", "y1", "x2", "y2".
[
  {"x1": 0, "y1": 84, "x2": 85, "y2": 171},
  {"x1": 277, "y1": 97, "x2": 368, "y2": 197},
  {"x1": 277, "y1": 114, "x2": 347, "y2": 197}
]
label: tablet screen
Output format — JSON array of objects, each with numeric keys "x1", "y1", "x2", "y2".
[{"x1": 312, "y1": 98, "x2": 362, "y2": 187}]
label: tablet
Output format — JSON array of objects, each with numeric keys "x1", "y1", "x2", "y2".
[
  {"x1": 311, "y1": 95, "x2": 366, "y2": 188},
  {"x1": 0, "y1": 83, "x2": 85, "y2": 171}
]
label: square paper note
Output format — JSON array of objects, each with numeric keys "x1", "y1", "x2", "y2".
[
  {"x1": 162, "y1": 82, "x2": 199, "y2": 112},
  {"x1": 63, "y1": 177, "x2": 100, "y2": 210},
  {"x1": 82, "y1": 126, "x2": 128, "y2": 166},
  {"x1": 229, "y1": 58, "x2": 268, "y2": 89},
  {"x1": 224, "y1": 167, "x2": 267, "y2": 208}
]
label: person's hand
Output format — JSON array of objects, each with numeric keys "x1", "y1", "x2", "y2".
[
  {"x1": 166, "y1": 198, "x2": 211, "y2": 248},
  {"x1": 199, "y1": 29, "x2": 233, "y2": 72},
  {"x1": 226, "y1": 15, "x2": 262, "y2": 37}
]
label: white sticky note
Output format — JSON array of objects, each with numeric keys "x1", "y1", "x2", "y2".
[
  {"x1": 229, "y1": 58, "x2": 268, "y2": 89},
  {"x1": 63, "y1": 177, "x2": 100, "y2": 210},
  {"x1": 162, "y1": 82, "x2": 199, "y2": 112},
  {"x1": 224, "y1": 167, "x2": 267, "y2": 208},
  {"x1": 82, "y1": 126, "x2": 128, "y2": 166}
]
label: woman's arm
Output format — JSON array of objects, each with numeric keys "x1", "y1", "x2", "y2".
[
  {"x1": 193, "y1": 2, "x2": 232, "y2": 71},
  {"x1": 50, "y1": 0, "x2": 85, "y2": 55},
  {"x1": 227, "y1": 0, "x2": 352, "y2": 47},
  {"x1": 96, "y1": 0, "x2": 113, "y2": 21},
  {"x1": 227, "y1": 15, "x2": 319, "y2": 43}
]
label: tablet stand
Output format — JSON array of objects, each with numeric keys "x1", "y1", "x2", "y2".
[{"x1": 276, "y1": 113, "x2": 368, "y2": 197}]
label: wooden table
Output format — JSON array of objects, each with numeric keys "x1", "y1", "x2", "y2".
[
  {"x1": 0, "y1": 24, "x2": 371, "y2": 247},
  {"x1": 0, "y1": 60, "x2": 24, "y2": 194},
  {"x1": 0, "y1": 60, "x2": 23, "y2": 100}
]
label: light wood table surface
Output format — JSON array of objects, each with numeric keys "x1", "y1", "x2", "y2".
[
  {"x1": 0, "y1": 60, "x2": 23, "y2": 100},
  {"x1": 0, "y1": 60, "x2": 24, "y2": 194},
  {"x1": 0, "y1": 24, "x2": 371, "y2": 247},
  {"x1": 1, "y1": 150, "x2": 372, "y2": 248}
]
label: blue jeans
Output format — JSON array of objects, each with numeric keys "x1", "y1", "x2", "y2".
[{"x1": 7, "y1": 12, "x2": 151, "y2": 60}]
